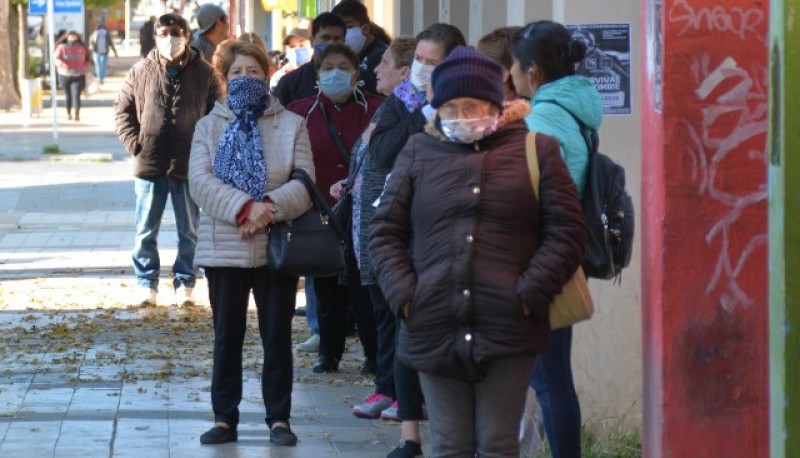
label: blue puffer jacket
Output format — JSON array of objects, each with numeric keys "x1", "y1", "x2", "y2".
[{"x1": 525, "y1": 75, "x2": 603, "y2": 198}]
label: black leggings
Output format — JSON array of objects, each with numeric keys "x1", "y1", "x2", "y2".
[{"x1": 58, "y1": 74, "x2": 85, "y2": 115}]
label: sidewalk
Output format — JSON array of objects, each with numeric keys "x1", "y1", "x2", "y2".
[{"x1": 0, "y1": 51, "x2": 428, "y2": 457}]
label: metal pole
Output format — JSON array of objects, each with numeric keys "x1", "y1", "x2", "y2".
[{"x1": 47, "y1": 0, "x2": 58, "y2": 144}]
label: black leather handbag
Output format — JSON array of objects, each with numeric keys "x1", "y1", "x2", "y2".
[{"x1": 267, "y1": 169, "x2": 346, "y2": 277}]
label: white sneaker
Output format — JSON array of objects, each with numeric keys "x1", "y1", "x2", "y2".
[
  {"x1": 296, "y1": 334, "x2": 320, "y2": 352},
  {"x1": 176, "y1": 286, "x2": 195, "y2": 307},
  {"x1": 138, "y1": 288, "x2": 157, "y2": 308}
]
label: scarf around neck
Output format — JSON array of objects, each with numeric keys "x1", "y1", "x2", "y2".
[
  {"x1": 393, "y1": 79, "x2": 427, "y2": 113},
  {"x1": 213, "y1": 76, "x2": 270, "y2": 200}
]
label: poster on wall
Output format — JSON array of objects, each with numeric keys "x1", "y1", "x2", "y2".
[{"x1": 566, "y1": 23, "x2": 632, "y2": 115}]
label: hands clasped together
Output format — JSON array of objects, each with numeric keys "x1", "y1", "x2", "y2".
[{"x1": 239, "y1": 201, "x2": 277, "y2": 240}]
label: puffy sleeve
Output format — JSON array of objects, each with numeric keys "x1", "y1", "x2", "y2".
[
  {"x1": 265, "y1": 118, "x2": 314, "y2": 222},
  {"x1": 368, "y1": 135, "x2": 418, "y2": 314}
]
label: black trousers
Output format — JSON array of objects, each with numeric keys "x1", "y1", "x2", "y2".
[
  {"x1": 396, "y1": 313, "x2": 425, "y2": 420},
  {"x1": 313, "y1": 275, "x2": 376, "y2": 362},
  {"x1": 205, "y1": 266, "x2": 297, "y2": 428},
  {"x1": 368, "y1": 284, "x2": 396, "y2": 398}
]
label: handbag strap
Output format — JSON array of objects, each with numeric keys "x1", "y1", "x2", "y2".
[
  {"x1": 524, "y1": 132, "x2": 540, "y2": 199},
  {"x1": 319, "y1": 102, "x2": 351, "y2": 164},
  {"x1": 289, "y1": 168, "x2": 347, "y2": 239},
  {"x1": 342, "y1": 144, "x2": 369, "y2": 193}
]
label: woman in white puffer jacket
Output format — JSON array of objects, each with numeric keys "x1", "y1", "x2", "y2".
[{"x1": 188, "y1": 41, "x2": 313, "y2": 447}]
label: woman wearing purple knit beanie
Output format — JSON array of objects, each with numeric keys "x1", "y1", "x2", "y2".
[{"x1": 369, "y1": 45, "x2": 588, "y2": 457}]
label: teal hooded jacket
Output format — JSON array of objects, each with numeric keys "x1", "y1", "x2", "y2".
[{"x1": 524, "y1": 75, "x2": 603, "y2": 198}]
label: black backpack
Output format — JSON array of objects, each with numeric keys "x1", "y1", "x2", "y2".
[{"x1": 536, "y1": 100, "x2": 635, "y2": 282}]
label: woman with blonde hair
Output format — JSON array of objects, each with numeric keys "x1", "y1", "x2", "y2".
[{"x1": 189, "y1": 41, "x2": 314, "y2": 447}]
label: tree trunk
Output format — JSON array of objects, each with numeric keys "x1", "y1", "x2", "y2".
[{"x1": 0, "y1": 0, "x2": 21, "y2": 109}]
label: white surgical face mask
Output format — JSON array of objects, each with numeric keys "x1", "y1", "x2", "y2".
[
  {"x1": 440, "y1": 115, "x2": 500, "y2": 144},
  {"x1": 345, "y1": 26, "x2": 366, "y2": 54},
  {"x1": 409, "y1": 59, "x2": 435, "y2": 92},
  {"x1": 157, "y1": 35, "x2": 186, "y2": 61}
]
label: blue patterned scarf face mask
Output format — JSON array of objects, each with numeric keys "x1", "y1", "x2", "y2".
[{"x1": 213, "y1": 76, "x2": 270, "y2": 200}]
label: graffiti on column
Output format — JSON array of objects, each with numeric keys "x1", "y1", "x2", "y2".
[
  {"x1": 667, "y1": 0, "x2": 766, "y2": 42},
  {"x1": 684, "y1": 48, "x2": 769, "y2": 312}
]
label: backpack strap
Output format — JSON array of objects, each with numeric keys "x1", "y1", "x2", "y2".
[
  {"x1": 524, "y1": 132, "x2": 540, "y2": 200},
  {"x1": 534, "y1": 99, "x2": 598, "y2": 155}
]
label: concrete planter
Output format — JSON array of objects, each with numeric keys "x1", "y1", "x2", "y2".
[{"x1": 21, "y1": 78, "x2": 43, "y2": 117}]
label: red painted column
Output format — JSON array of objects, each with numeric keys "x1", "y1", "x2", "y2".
[{"x1": 642, "y1": 1, "x2": 770, "y2": 456}]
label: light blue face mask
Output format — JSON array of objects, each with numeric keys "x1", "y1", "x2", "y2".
[
  {"x1": 294, "y1": 47, "x2": 310, "y2": 66},
  {"x1": 319, "y1": 68, "x2": 355, "y2": 98},
  {"x1": 313, "y1": 42, "x2": 328, "y2": 56}
]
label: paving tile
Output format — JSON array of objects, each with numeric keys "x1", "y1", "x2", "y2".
[
  {"x1": 2, "y1": 420, "x2": 61, "y2": 447},
  {"x1": 24, "y1": 386, "x2": 74, "y2": 402},
  {"x1": 56, "y1": 419, "x2": 114, "y2": 450},
  {"x1": 0, "y1": 444, "x2": 57, "y2": 458}
]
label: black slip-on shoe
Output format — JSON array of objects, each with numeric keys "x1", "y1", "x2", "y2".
[
  {"x1": 270, "y1": 425, "x2": 298, "y2": 446},
  {"x1": 387, "y1": 440, "x2": 423, "y2": 458},
  {"x1": 200, "y1": 425, "x2": 237, "y2": 445}
]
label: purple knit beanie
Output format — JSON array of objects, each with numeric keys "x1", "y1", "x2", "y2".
[{"x1": 430, "y1": 45, "x2": 505, "y2": 110}]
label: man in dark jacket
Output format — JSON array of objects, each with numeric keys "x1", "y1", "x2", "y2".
[
  {"x1": 272, "y1": 12, "x2": 345, "y2": 107},
  {"x1": 115, "y1": 13, "x2": 221, "y2": 308},
  {"x1": 139, "y1": 16, "x2": 156, "y2": 58},
  {"x1": 331, "y1": 0, "x2": 388, "y2": 96}
]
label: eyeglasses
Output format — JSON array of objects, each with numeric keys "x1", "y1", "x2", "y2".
[{"x1": 438, "y1": 100, "x2": 493, "y2": 120}]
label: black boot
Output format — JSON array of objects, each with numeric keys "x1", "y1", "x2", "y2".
[{"x1": 312, "y1": 356, "x2": 340, "y2": 373}]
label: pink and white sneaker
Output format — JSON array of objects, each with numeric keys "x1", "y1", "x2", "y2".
[
  {"x1": 352, "y1": 393, "x2": 394, "y2": 419},
  {"x1": 380, "y1": 400, "x2": 400, "y2": 421}
]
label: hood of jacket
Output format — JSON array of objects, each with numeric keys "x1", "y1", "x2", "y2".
[
  {"x1": 532, "y1": 75, "x2": 602, "y2": 130},
  {"x1": 424, "y1": 98, "x2": 531, "y2": 142},
  {"x1": 209, "y1": 93, "x2": 286, "y2": 121}
]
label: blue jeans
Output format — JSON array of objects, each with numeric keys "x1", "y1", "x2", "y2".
[
  {"x1": 133, "y1": 176, "x2": 199, "y2": 291},
  {"x1": 304, "y1": 277, "x2": 319, "y2": 334},
  {"x1": 93, "y1": 52, "x2": 108, "y2": 83},
  {"x1": 530, "y1": 326, "x2": 582, "y2": 458}
]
